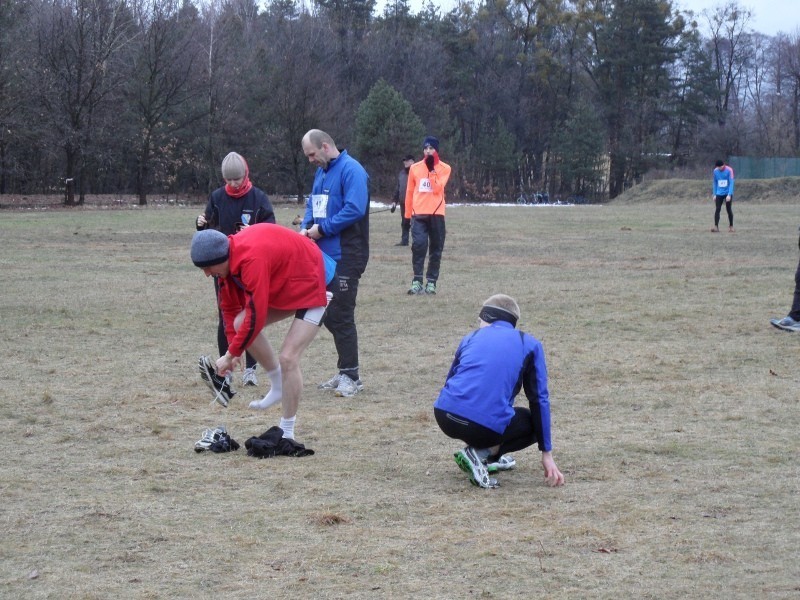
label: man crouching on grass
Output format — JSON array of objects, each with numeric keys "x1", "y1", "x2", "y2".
[
  {"x1": 434, "y1": 294, "x2": 565, "y2": 489},
  {"x1": 191, "y1": 224, "x2": 333, "y2": 441}
]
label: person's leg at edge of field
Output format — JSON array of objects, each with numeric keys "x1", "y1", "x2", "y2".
[
  {"x1": 770, "y1": 257, "x2": 800, "y2": 331},
  {"x1": 425, "y1": 215, "x2": 447, "y2": 290},
  {"x1": 790, "y1": 257, "x2": 800, "y2": 321}
]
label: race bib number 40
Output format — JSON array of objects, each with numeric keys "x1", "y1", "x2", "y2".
[
  {"x1": 311, "y1": 194, "x2": 329, "y2": 218},
  {"x1": 418, "y1": 179, "x2": 432, "y2": 193}
]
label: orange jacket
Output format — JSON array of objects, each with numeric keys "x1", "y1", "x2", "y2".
[{"x1": 404, "y1": 158, "x2": 451, "y2": 218}]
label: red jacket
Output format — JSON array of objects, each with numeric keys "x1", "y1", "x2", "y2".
[{"x1": 218, "y1": 223, "x2": 328, "y2": 357}]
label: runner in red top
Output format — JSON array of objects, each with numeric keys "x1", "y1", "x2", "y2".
[{"x1": 191, "y1": 223, "x2": 331, "y2": 441}]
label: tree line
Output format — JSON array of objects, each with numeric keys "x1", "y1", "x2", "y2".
[{"x1": 1, "y1": 0, "x2": 798, "y2": 205}]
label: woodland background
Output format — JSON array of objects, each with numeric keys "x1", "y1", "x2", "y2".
[{"x1": 2, "y1": 0, "x2": 800, "y2": 205}]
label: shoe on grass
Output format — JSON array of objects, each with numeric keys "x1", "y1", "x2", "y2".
[
  {"x1": 454, "y1": 447, "x2": 499, "y2": 489},
  {"x1": 242, "y1": 367, "x2": 258, "y2": 386},
  {"x1": 318, "y1": 373, "x2": 341, "y2": 390},
  {"x1": 485, "y1": 454, "x2": 516, "y2": 473},
  {"x1": 194, "y1": 426, "x2": 227, "y2": 452},
  {"x1": 334, "y1": 374, "x2": 364, "y2": 398},
  {"x1": 408, "y1": 280, "x2": 423, "y2": 295},
  {"x1": 770, "y1": 316, "x2": 800, "y2": 332},
  {"x1": 424, "y1": 281, "x2": 437, "y2": 295}
]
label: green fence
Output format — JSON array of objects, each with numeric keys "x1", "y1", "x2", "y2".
[{"x1": 728, "y1": 156, "x2": 800, "y2": 179}]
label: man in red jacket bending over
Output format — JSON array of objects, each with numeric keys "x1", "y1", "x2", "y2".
[{"x1": 191, "y1": 223, "x2": 333, "y2": 441}]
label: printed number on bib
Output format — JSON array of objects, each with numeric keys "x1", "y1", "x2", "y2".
[
  {"x1": 418, "y1": 179, "x2": 432, "y2": 193},
  {"x1": 311, "y1": 194, "x2": 329, "y2": 219},
  {"x1": 718, "y1": 180, "x2": 728, "y2": 188}
]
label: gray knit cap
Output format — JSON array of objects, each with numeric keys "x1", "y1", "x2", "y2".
[
  {"x1": 191, "y1": 229, "x2": 229, "y2": 267},
  {"x1": 221, "y1": 152, "x2": 247, "y2": 180}
]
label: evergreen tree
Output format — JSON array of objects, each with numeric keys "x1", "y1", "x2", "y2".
[{"x1": 353, "y1": 79, "x2": 424, "y2": 195}]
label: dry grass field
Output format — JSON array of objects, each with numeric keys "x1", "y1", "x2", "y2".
[{"x1": 1, "y1": 196, "x2": 798, "y2": 599}]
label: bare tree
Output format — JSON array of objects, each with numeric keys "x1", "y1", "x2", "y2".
[
  {"x1": 703, "y1": 1, "x2": 753, "y2": 130},
  {"x1": 127, "y1": 0, "x2": 204, "y2": 204}
]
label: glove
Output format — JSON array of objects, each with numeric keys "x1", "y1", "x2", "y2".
[
  {"x1": 425, "y1": 155, "x2": 435, "y2": 172},
  {"x1": 390, "y1": 202, "x2": 397, "y2": 213}
]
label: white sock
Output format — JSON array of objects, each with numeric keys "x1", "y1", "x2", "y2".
[
  {"x1": 279, "y1": 416, "x2": 296, "y2": 439},
  {"x1": 248, "y1": 366, "x2": 282, "y2": 410}
]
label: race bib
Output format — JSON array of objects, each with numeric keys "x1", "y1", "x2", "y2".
[
  {"x1": 418, "y1": 179, "x2": 432, "y2": 193},
  {"x1": 718, "y1": 180, "x2": 728, "y2": 188},
  {"x1": 311, "y1": 194, "x2": 329, "y2": 219}
]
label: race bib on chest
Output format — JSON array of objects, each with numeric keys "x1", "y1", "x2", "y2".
[
  {"x1": 718, "y1": 180, "x2": 728, "y2": 188},
  {"x1": 311, "y1": 194, "x2": 329, "y2": 219},
  {"x1": 418, "y1": 179, "x2": 432, "y2": 193}
]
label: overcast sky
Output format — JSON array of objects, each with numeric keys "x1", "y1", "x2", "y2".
[{"x1": 378, "y1": 0, "x2": 799, "y2": 37}]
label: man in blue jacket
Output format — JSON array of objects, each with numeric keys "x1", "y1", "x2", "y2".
[
  {"x1": 300, "y1": 129, "x2": 370, "y2": 398},
  {"x1": 434, "y1": 294, "x2": 565, "y2": 489},
  {"x1": 711, "y1": 160, "x2": 735, "y2": 233}
]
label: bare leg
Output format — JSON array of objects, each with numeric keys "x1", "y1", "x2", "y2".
[
  {"x1": 233, "y1": 310, "x2": 279, "y2": 372},
  {"x1": 245, "y1": 310, "x2": 293, "y2": 409},
  {"x1": 277, "y1": 317, "x2": 321, "y2": 419}
]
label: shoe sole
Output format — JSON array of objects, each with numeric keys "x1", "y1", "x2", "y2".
[
  {"x1": 334, "y1": 381, "x2": 364, "y2": 397},
  {"x1": 198, "y1": 356, "x2": 234, "y2": 407},
  {"x1": 771, "y1": 321, "x2": 800, "y2": 332},
  {"x1": 198, "y1": 357, "x2": 213, "y2": 389}
]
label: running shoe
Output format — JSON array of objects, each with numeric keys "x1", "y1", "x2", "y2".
[
  {"x1": 454, "y1": 447, "x2": 499, "y2": 489},
  {"x1": 198, "y1": 355, "x2": 236, "y2": 407},
  {"x1": 485, "y1": 454, "x2": 516, "y2": 473}
]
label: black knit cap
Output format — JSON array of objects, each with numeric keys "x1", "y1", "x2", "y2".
[
  {"x1": 423, "y1": 136, "x2": 439, "y2": 151},
  {"x1": 191, "y1": 229, "x2": 229, "y2": 267}
]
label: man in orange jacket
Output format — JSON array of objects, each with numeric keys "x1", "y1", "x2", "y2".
[{"x1": 404, "y1": 136, "x2": 452, "y2": 295}]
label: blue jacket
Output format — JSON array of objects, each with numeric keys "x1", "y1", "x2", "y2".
[
  {"x1": 713, "y1": 167, "x2": 734, "y2": 197},
  {"x1": 302, "y1": 150, "x2": 370, "y2": 276},
  {"x1": 434, "y1": 321, "x2": 553, "y2": 451}
]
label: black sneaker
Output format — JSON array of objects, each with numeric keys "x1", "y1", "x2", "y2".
[
  {"x1": 194, "y1": 426, "x2": 227, "y2": 452},
  {"x1": 198, "y1": 356, "x2": 236, "y2": 407}
]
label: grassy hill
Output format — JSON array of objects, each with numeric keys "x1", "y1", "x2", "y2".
[{"x1": 613, "y1": 176, "x2": 800, "y2": 204}]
